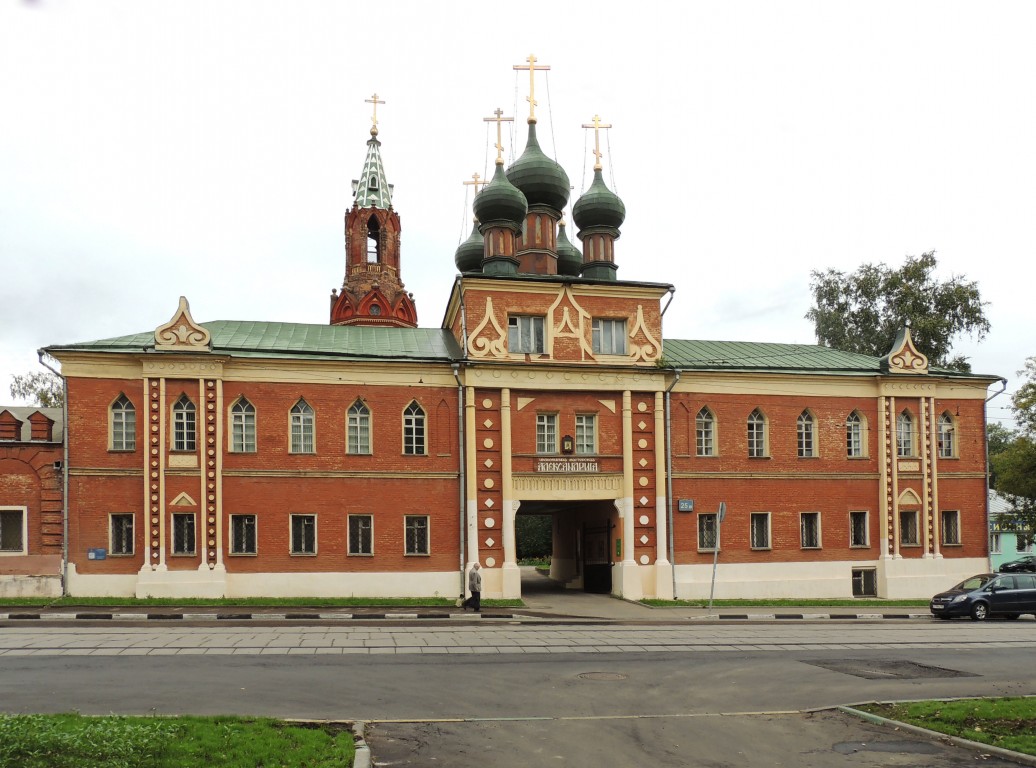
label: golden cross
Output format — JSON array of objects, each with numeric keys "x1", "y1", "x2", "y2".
[
  {"x1": 581, "y1": 114, "x2": 612, "y2": 170},
  {"x1": 482, "y1": 107, "x2": 514, "y2": 165},
  {"x1": 463, "y1": 172, "x2": 487, "y2": 194},
  {"x1": 512, "y1": 54, "x2": 550, "y2": 124},
  {"x1": 365, "y1": 93, "x2": 385, "y2": 135}
]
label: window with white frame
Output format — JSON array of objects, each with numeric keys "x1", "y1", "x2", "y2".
[
  {"x1": 508, "y1": 315, "x2": 545, "y2": 354},
  {"x1": 747, "y1": 409, "x2": 767, "y2": 458},
  {"x1": 797, "y1": 410, "x2": 816, "y2": 457},
  {"x1": 850, "y1": 510, "x2": 869, "y2": 547},
  {"x1": 575, "y1": 414, "x2": 596, "y2": 454},
  {"x1": 750, "y1": 512, "x2": 770, "y2": 549},
  {"x1": 800, "y1": 512, "x2": 821, "y2": 548},
  {"x1": 896, "y1": 410, "x2": 915, "y2": 457},
  {"x1": 698, "y1": 513, "x2": 717, "y2": 550},
  {"x1": 290, "y1": 514, "x2": 316, "y2": 555},
  {"x1": 230, "y1": 514, "x2": 257, "y2": 555},
  {"x1": 110, "y1": 394, "x2": 136, "y2": 451},
  {"x1": 171, "y1": 513, "x2": 196, "y2": 555},
  {"x1": 696, "y1": 407, "x2": 716, "y2": 457},
  {"x1": 231, "y1": 398, "x2": 256, "y2": 453},
  {"x1": 1018, "y1": 536, "x2": 1032, "y2": 553},
  {"x1": 403, "y1": 401, "x2": 426, "y2": 455},
  {"x1": 990, "y1": 532, "x2": 1001, "y2": 554},
  {"x1": 937, "y1": 412, "x2": 956, "y2": 459},
  {"x1": 900, "y1": 510, "x2": 919, "y2": 546},
  {"x1": 941, "y1": 510, "x2": 961, "y2": 545},
  {"x1": 349, "y1": 514, "x2": 373, "y2": 555},
  {"x1": 592, "y1": 318, "x2": 627, "y2": 355},
  {"x1": 290, "y1": 400, "x2": 315, "y2": 454},
  {"x1": 536, "y1": 413, "x2": 558, "y2": 454},
  {"x1": 0, "y1": 507, "x2": 26, "y2": 554},
  {"x1": 405, "y1": 515, "x2": 429, "y2": 555},
  {"x1": 110, "y1": 513, "x2": 134, "y2": 555},
  {"x1": 347, "y1": 400, "x2": 371, "y2": 455},
  {"x1": 846, "y1": 411, "x2": 864, "y2": 458},
  {"x1": 173, "y1": 395, "x2": 197, "y2": 451}
]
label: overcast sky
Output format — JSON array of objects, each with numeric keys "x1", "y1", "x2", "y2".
[{"x1": 1, "y1": 1, "x2": 1031, "y2": 429}]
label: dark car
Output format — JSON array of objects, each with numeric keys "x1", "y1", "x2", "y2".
[
  {"x1": 930, "y1": 573, "x2": 1036, "y2": 620},
  {"x1": 998, "y1": 555, "x2": 1036, "y2": 573}
]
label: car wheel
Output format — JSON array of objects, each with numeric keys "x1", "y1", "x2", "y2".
[
  {"x1": 970, "y1": 602, "x2": 989, "y2": 621},
  {"x1": 1004, "y1": 613, "x2": 1021, "y2": 620}
]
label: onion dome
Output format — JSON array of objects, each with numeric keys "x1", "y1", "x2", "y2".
[
  {"x1": 573, "y1": 168, "x2": 625, "y2": 230},
  {"x1": 454, "y1": 220, "x2": 484, "y2": 273},
  {"x1": 506, "y1": 123, "x2": 570, "y2": 211},
  {"x1": 473, "y1": 164, "x2": 528, "y2": 228},
  {"x1": 556, "y1": 220, "x2": 582, "y2": 276}
]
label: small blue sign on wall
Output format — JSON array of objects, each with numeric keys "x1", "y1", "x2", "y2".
[
  {"x1": 87, "y1": 548, "x2": 107, "y2": 560},
  {"x1": 678, "y1": 499, "x2": 694, "y2": 512}
]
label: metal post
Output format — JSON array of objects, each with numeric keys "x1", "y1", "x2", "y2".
[{"x1": 708, "y1": 502, "x2": 726, "y2": 611}]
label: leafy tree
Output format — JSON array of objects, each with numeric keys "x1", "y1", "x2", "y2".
[
  {"x1": 986, "y1": 422, "x2": 1015, "y2": 488},
  {"x1": 992, "y1": 356, "x2": 1036, "y2": 545},
  {"x1": 806, "y1": 252, "x2": 990, "y2": 371},
  {"x1": 9, "y1": 371, "x2": 63, "y2": 407},
  {"x1": 515, "y1": 515, "x2": 552, "y2": 561}
]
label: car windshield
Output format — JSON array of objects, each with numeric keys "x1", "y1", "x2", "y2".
[{"x1": 956, "y1": 575, "x2": 994, "y2": 591}]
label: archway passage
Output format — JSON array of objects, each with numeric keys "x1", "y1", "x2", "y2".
[{"x1": 514, "y1": 500, "x2": 618, "y2": 595}]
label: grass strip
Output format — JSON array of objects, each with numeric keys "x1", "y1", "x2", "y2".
[
  {"x1": 858, "y1": 697, "x2": 1036, "y2": 756},
  {"x1": 0, "y1": 713, "x2": 355, "y2": 768},
  {"x1": 0, "y1": 596, "x2": 522, "y2": 608},
  {"x1": 641, "y1": 598, "x2": 928, "y2": 608}
]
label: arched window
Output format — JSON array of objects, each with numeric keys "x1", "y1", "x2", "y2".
[
  {"x1": 896, "y1": 410, "x2": 915, "y2": 457},
  {"x1": 747, "y1": 408, "x2": 767, "y2": 458},
  {"x1": 231, "y1": 398, "x2": 256, "y2": 453},
  {"x1": 846, "y1": 411, "x2": 864, "y2": 458},
  {"x1": 403, "y1": 401, "x2": 426, "y2": 456},
  {"x1": 695, "y1": 406, "x2": 716, "y2": 457},
  {"x1": 937, "y1": 412, "x2": 956, "y2": 458},
  {"x1": 110, "y1": 394, "x2": 136, "y2": 451},
  {"x1": 367, "y1": 218, "x2": 380, "y2": 263},
  {"x1": 347, "y1": 400, "x2": 371, "y2": 455},
  {"x1": 173, "y1": 395, "x2": 196, "y2": 452},
  {"x1": 796, "y1": 410, "x2": 816, "y2": 457},
  {"x1": 290, "y1": 400, "x2": 314, "y2": 454}
]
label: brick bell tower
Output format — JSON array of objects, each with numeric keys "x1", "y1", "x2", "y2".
[{"x1": 330, "y1": 93, "x2": 418, "y2": 327}]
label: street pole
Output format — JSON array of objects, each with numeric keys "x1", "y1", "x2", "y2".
[{"x1": 708, "y1": 502, "x2": 726, "y2": 611}]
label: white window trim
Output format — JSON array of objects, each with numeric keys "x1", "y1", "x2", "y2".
[
  {"x1": 900, "y1": 509, "x2": 921, "y2": 547},
  {"x1": 797, "y1": 410, "x2": 817, "y2": 458},
  {"x1": 747, "y1": 409, "x2": 768, "y2": 458},
  {"x1": 575, "y1": 413, "x2": 596, "y2": 455},
  {"x1": 289, "y1": 400, "x2": 316, "y2": 455},
  {"x1": 0, "y1": 506, "x2": 28, "y2": 556},
  {"x1": 696, "y1": 407, "x2": 717, "y2": 457},
  {"x1": 348, "y1": 513, "x2": 374, "y2": 556},
  {"x1": 800, "y1": 511, "x2": 822, "y2": 549},
  {"x1": 591, "y1": 318, "x2": 628, "y2": 356},
  {"x1": 172, "y1": 395, "x2": 197, "y2": 452},
  {"x1": 109, "y1": 512, "x2": 135, "y2": 556},
  {"x1": 750, "y1": 511, "x2": 771, "y2": 550},
  {"x1": 109, "y1": 394, "x2": 136, "y2": 452},
  {"x1": 697, "y1": 512, "x2": 718, "y2": 552},
  {"x1": 846, "y1": 411, "x2": 867, "y2": 459},
  {"x1": 404, "y1": 514, "x2": 430, "y2": 556},
  {"x1": 289, "y1": 513, "x2": 318, "y2": 556},
  {"x1": 402, "y1": 401, "x2": 427, "y2": 456},
  {"x1": 347, "y1": 401, "x2": 373, "y2": 455},
  {"x1": 508, "y1": 315, "x2": 546, "y2": 354},
  {"x1": 849, "y1": 510, "x2": 870, "y2": 548},
  {"x1": 229, "y1": 398, "x2": 257, "y2": 454},
  {"x1": 937, "y1": 412, "x2": 957, "y2": 459},
  {"x1": 990, "y1": 532, "x2": 1001, "y2": 554},
  {"x1": 536, "y1": 413, "x2": 559, "y2": 455},
  {"x1": 896, "y1": 410, "x2": 916, "y2": 458},
  {"x1": 229, "y1": 514, "x2": 258, "y2": 556}
]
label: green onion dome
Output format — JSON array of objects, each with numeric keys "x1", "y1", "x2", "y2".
[
  {"x1": 506, "y1": 123, "x2": 571, "y2": 212},
  {"x1": 473, "y1": 163, "x2": 528, "y2": 229},
  {"x1": 572, "y1": 168, "x2": 625, "y2": 230},
  {"x1": 556, "y1": 220, "x2": 582, "y2": 276},
  {"x1": 454, "y1": 220, "x2": 484, "y2": 273}
]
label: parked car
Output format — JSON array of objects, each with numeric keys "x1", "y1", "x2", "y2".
[
  {"x1": 930, "y1": 573, "x2": 1036, "y2": 620},
  {"x1": 998, "y1": 555, "x2": 1036, "y2": 573}
]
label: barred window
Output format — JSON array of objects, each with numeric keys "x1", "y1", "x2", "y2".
[
  {"x1": 698, "y1": 513, "x2": 717, "y2": 550},
  {"x1": 290, "y1": 400, "x2": 315, "y2": 454},
  {"x1": 747, "y1": 409, "x2": 767, "y2": 458},
  {"x1": 405, "y1": 515, "x2": 429, "y2": 555},
  {"x1": 230, "y1": 514, "x2": 257, "y2": 555},
  {"x1": 173, "y1": 395, "x2": 196, "y2": 452},
  {"x1": 536, "y1": 414, "x2": 558, "y2": 454},
  {"x1": 750, "y1": 512, "x2": 770, "y2": 549},
  {"x1": 800, "y1": 512, "x2": 821, "y2": 548},
  {"x1": 0, "y1": 508, "x2": 26, "y2": 553},
  {"x1": 941, "y1": 510, "x2": 961, "y2": 546},
  {"x1": 846, "y1": 411, "x2": 863, "y2": 458},
  {"x1": 900, "y1": 510, "x2": 919, "y2": 546},
  {"x1": 403, "y1": 401, "x2": 426, "y2": 455},
  {"x1": 349, "y1": 515, "x2": 373, "y2": 555},
  {"x1": 348, "y1": 400, "x2": 371, "y2": 455},
  {"x1": 231, "y1": 399, "x2": 256, "y2": 453},
  {"x1": 111, "y1": 395, "x2": 136, "y2": 451},
  {"x1": 797, "y1": 411, "x2": 815, "y2": 457},
  {"x1": 575, "y1": 414, "x2": 596, "y2": 455},
  {"x1": 850, "y1": 511, "x2": 869, "y2": 547},
  {"x1": 110, "y1": 513, "x2": 134, "y2": 555},
  {"x1": 291, "y1": 514, "x2": 316, "y2": 555},
  {"x1": 696, "y1": 407, "x2": 715, "y2": 457},
  {"x1": 171, "y1": 513, "x2": 196, "y2": 555}
]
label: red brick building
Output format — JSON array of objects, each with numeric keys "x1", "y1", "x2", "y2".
[{"x1": 43, "y1": 81, "x2": 997, "y2": 600}]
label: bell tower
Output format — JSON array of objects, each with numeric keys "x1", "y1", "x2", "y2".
[{"x1": 330, "y1": 94, "x2": 418, "y2": 327}]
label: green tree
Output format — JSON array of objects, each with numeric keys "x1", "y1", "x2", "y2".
[
  {"x1": 515, "y1": 515, "x2": 552, "y2": 561},
  {"x1": 9, "y1": 371, "x2": 63, "y2": 407},
  {"x1": 992, "y1": 356, "x2": 1036, "y2": 545},
  {"x1": 986, "y1": 422, "x2": 1015, "y2": 488},
  {"x1": 806, "y1": 252, "x2": 990, "y2": 371}
]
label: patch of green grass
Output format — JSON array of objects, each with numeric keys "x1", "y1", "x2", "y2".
[
  {"x1": 0, "y1": 595, "x2": 457, "y2": 608},
  {"x1": 857, "y1": 697, "x2": 1036, "y2": 756},
  {"x1": 0, "y1": 713, "x2": 355, "y2": 768},
  {"x1": 641, "y1": 598, "x2": 929, "y2": 607},
  {"x1": 482, "y1": 599, "x2": 524, "y2": 608}
]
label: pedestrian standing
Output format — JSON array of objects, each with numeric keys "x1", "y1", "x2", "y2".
[{"x1": 463, "y1": 562, "x2": 482, "y2": 612}]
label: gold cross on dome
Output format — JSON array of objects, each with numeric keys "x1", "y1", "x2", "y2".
[
  {"x1": 581, "y1": 114, "x2": 612, "y2": 170},
  {"x1": 483, "y1": 107, "x2": 514, "y2": 165},
  {"x1": 513, "y1": 54, "x2": 550, "y2": 124},
  {"x1": 463, "y1": 172, "x2": 487, "y2": 194},
  {"x1": 365, "y1": 92, "x2": 385, "y2": 134}
]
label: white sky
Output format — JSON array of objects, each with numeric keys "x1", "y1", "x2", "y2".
[{"x1": 1, "y1": 1, "x2": 1031, "y2": 429}]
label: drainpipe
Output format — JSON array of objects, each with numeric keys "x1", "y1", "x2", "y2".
[
  {"x1": 456, "y1": 275, "x2": 469, "y2": 353},
  {"x1": 452, "y1": 362, "x2": 466, "y2": 604},
  {"x1": 664, "y1": 369, "x2": 681, "y2": 600},
  {"x1": 984, "y1": 377, "x2": 1009, "y2": 569},
  {"x1": 38, "y1": 349, "x2": 68, "y2": 597},
  {"x1": 660, "y1": 286, "x2": 676, "y2": 317}
]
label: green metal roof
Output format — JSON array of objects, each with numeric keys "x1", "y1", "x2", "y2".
[{"x1": 48, "y1": 320, "x2": 463, "y2": 362}]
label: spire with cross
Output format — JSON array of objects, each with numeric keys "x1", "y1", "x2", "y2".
[
  {"x1": 483, "y1": 107, "x2": 514, "y2": 165},
  {"x1": 512, "y1": 54, "x2": 550, "y2": 124},
  {"x1": 581, "y1": 114, "x2": 612, "y2": 171},
  {"x1": 352, "y1": 92, "x2": 392, "y2": 208},
  {"x1": 365, "y1": 92, "x2": 385, "y2": 136}
]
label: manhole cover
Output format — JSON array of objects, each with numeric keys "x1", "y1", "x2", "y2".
[
  {"x1": 803, "y1": 658, "x2": 975, "y2": 680},
  {"x1": 577, "y1": 672, "x2": 628, "y2": 681}
]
